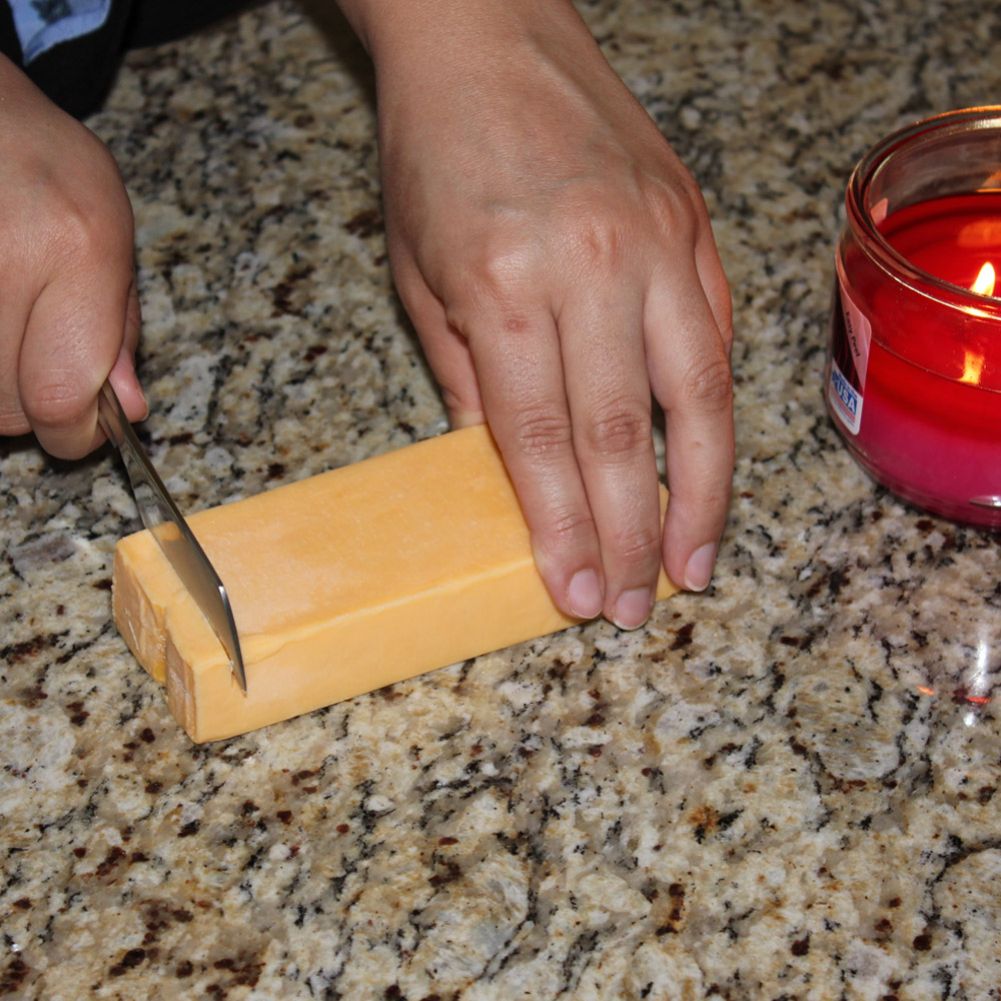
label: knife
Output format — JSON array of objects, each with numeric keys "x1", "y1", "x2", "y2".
[{"x1": 98, "y1": 381, "x2": 248, "y2": 693}]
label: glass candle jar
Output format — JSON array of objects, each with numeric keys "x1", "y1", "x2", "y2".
[{"x1": 825, "y1": 106, "x2": 1001, "y2": 527}]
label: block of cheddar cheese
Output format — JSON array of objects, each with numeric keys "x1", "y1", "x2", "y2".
[{"x1": 112, "y1": 425, "x2": 676, "y2": 742}]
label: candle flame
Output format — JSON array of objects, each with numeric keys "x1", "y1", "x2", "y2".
[
  {"x1": 960, "y1": 350, "x2": 985, "y2": 385},
  {"x1": 959, "y1": 263, "x2": 995, "y2": 384},
  {"x1": 971, "y1": 261, "x2": 996, "y2": 297}
]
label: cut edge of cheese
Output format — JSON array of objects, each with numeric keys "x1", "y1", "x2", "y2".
[
  {"x1": 113, "y1": 547, "x2": 173, "y2": 683},
  {"x1": 112, "y1": 425, "x2": 678, "y2": 742}
]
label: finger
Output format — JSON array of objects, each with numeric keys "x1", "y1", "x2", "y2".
[
  {"x1": 392, "y1": 255, "x2": 484, "y2": 428},
  {"x1": 560, "y1": 287, "x2": 661, "y2": 629},
  {"x1": 464, "y1": 303, "x2": 605, "y2": 620},
  {"x1": 105, "y1": 279, "x2": 147, "y2": 425},
  {"x1": 0, "y1": 273, "x2": 140, "y2": 438},
  {"x1": 645, "y1": 262, "x2": 734, "y2": 592},
  {"x1": 0, "y1": 291, "x2": 31, "y2": 437},
  {"x1": 693, "y1": 221, "x2": 734, "y2": 352},
  {"x1": 20, "y1": 260, "x2": 138, "y2": 459}
]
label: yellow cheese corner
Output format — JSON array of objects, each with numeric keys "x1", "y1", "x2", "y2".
[{"x1": 112, "y1": 424, "x2": 677, "y2": 742}]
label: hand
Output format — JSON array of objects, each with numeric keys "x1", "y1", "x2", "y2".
[
  {"x1": 0, "y1": 55, "x2": 146, "y2": 459},
  {"x1": 347, "y1": 0, "x2": 733, "y2": 626}
]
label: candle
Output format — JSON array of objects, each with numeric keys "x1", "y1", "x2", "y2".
[{"x1": 826, "y1": 109, "x2": 1001, "y2": 527}]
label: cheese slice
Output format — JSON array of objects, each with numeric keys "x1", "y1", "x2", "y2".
[{"x1": 113, "y1": 424, "x2": 676, "y2": 742}]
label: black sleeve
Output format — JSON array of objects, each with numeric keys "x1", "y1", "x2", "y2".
[
  {"x1": 125, "y1": 0, "x2": 253, "y2": 49},
  {"x1": 0, "y1": 0, "x2": 133, "y2": 119},
  {"x1": 24, "y1": 2, "x2": 134, "y2": 118},
  {"x1": 0, "y1": 2, "x2": 24, "y2": 65},
  {"x1": 2, "y1": 0, "x2": 253, "y2": 119}
]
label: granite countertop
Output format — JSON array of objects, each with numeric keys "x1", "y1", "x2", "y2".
[{"x1": 3, "y1": 1, "x2": 1001, "y2": 997}]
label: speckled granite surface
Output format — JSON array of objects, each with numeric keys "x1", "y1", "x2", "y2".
[{"x1": 3, "y1": 1, "x2": 1001, "y2": 998}]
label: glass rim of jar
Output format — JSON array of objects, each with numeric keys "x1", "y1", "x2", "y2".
[{"x1": 845, "y1": 105, "x2": 1001, "y2": 317}]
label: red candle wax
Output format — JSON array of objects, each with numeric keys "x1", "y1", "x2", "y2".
[{"x1": 828, "y1": 192, "x2": 1001, "y2": 525}]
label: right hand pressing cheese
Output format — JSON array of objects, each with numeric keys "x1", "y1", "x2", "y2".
[{"x1": 113, "y1": 424, "x2": 677, "y2": 742}]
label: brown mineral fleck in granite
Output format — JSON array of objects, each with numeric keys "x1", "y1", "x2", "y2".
[{"x1": 2, "y1": 0, "x2": 1001, "y2": 997}]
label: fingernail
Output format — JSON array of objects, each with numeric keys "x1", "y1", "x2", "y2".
[
  {"x1": 568, "y1": 569, "x2": 603, "y2": 619},
  {"x1": 612, "y1": 587, "x2": 652, "y2": 630},
  {"x1": 684, "y1": 542, "x2": 717, "y2": 591}
]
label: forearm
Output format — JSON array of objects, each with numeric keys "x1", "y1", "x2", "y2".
[
  {"x1": 332, "y1": 0, "x2": 640, "y2": 179},
  {"x1": 334, "y1": 0, "x2": 599, "y2": 74}
]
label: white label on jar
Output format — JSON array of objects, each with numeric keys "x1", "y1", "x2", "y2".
[{"x1": 827, "y1": 273, "x2": 872, "y2": 436}]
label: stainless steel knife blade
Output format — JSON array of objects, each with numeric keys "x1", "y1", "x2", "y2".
[{"x1": 98, "y1": 381, "x2": 247, "y2": 693}]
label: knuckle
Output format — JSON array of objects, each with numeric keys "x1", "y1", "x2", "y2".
[
  {"x1": 445, "y1": 240, "x2": 536, "y2": 337},
  {"x1": 536, "y1": 506, "x2": 597, "y2": 558},
  {"x1": 482, "y1": 247, "x2": 530, "y2": 291},
  {"x1": 550, "y1": 507, "x2": 597, "y2": 542},
  {"x1": 38, "y1": 180, "x2": 131, "y2": 266},
  {"x1": 612, "y1": 524, "x2": 662, "y2": 568},
  {"x1": 55, "y1": 204, "x2": 118, "y2": 261},
  {"x1": 580, "y1": 400, "x2": 652, "y2": 461},
  {"x1": 680, "y1": 355, "x2": 733, "y2": 413},
  {"x1": 569, "y1": 213, "x2": 627, "y2": 273},
  {"x1": 0, "y1": 409, "x2": 30, "y2": 437},
  {"x1": 646, "y1": 175, "x2": 702, "y2": 240},
  {"x1": 512, "y1": 409, "x2": 574, "y2": 459},
  {"x1": 24, "y1": 380, "x2": 90, "y2": 429},
  {"x1": 466, "y1": 238, "x2": 534, "y2": 302}
]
